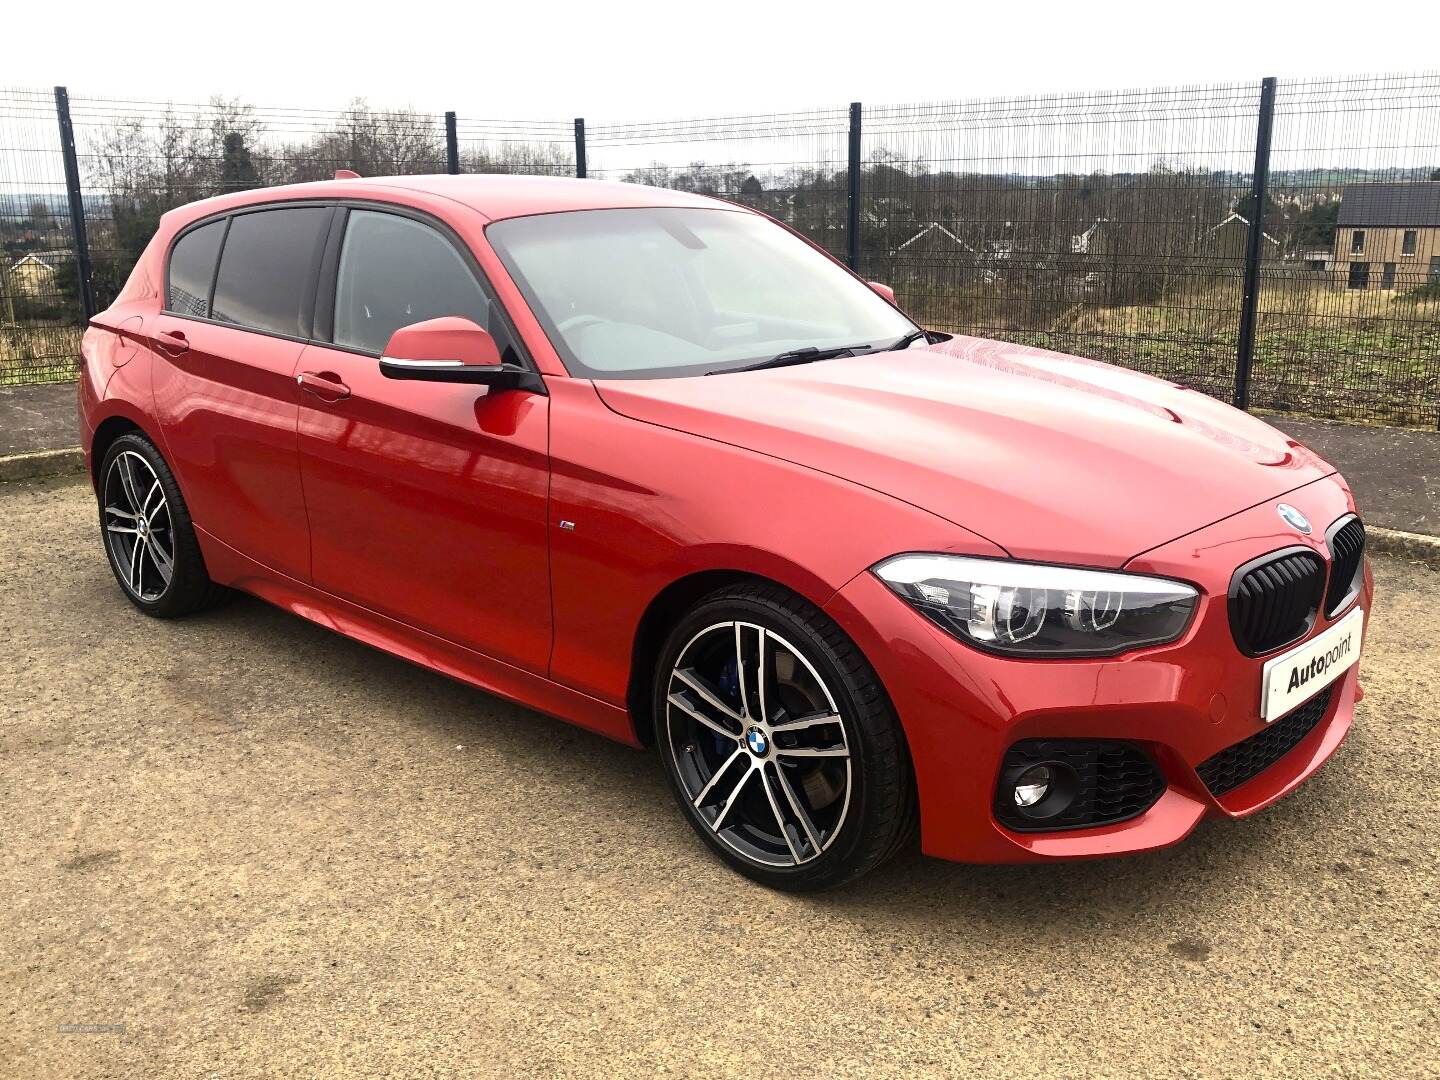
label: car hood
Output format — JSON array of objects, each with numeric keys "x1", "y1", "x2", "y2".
[{"x1": 592, "y1": 335, "x2": 1335, "y2": 567}]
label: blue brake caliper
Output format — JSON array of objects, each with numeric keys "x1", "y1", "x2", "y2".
[{"x1": 715, "y1": 657, "x2": 742, "y2": 753}]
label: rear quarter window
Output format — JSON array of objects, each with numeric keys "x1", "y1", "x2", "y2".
[
  {"x1": 211, "y1": 207, "x2": 331, "y2": 337},
  {"x1": 166, "y1": 219, "x2": 226, "y2": 317}
]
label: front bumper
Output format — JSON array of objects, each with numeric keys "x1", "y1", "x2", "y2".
[{"x1": 822, "y1": 475, "x2": 1370, "y2": 863}]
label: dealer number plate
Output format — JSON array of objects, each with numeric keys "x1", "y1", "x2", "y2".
[{"x1": 1260, "y1": 605, "x2": 1364, "y2": 722}]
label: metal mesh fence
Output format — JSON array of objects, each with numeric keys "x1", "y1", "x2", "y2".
[
  {"x1": 862, "y1": 85, "x2": 1261, "y2": 404},
  {"x1": 0, "y1": 87, "x2": 81, "y2": 384},
  {"x1": 2, "y1": 78, "x2": 1438, "y2": 426},
  {"x1": 586, "y1": 108, "x2": 851, "y2": 260},
  {"x1": 1258, "y1": 73, "x2": 1440, "y2": 425},
  {"x1": 452, "y1": 117, "x2": 574, "y2": 176},
  {"x1": 65, "y1": 94, "x2": 456, "y2": 322}
]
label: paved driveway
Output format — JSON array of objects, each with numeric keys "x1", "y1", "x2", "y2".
[{"x1": 2, "y1": 477, "x2": 1436, "y2": 1078}]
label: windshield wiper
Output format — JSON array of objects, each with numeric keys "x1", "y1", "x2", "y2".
[
  {"x1": 707, "y1": 343, "x2": 873, "y2": 376},
  {"x1": 887, "y1": 329, "x2": 929, "y2": 352}
]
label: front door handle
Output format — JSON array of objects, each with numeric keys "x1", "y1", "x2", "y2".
[{"x1": 297, "y1": 370, "x2": 351, "y2": 403}]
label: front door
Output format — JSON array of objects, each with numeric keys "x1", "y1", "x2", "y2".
[{"x1": 295, "y1": 207, "x2": 552, "y2": 674}]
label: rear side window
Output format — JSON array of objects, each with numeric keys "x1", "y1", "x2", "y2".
[
  {"x1": 333, "y1": 210, "x2": 490, "y2": 355},
  {"x1": 212, "y1": 207, "x2": 330, "y2": 337},
  {"x1": 167, "y1": 220, "x2": 226, "y2": 317}
]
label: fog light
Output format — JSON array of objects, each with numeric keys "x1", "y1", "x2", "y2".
[
  {"x1": 999, "y1": 758, "x2": 1080, "y2": 825},
  {"x1": 1013, "y1": 765, "x2": 1052, "y2": 807}
]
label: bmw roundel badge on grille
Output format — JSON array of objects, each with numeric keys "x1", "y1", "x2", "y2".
[{"x1": 1277, "y1": 503, "x2": 1312, "y2": 534}]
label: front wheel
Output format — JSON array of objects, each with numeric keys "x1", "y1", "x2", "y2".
[{"x1": 653, "y1": 582, "x2": 916, "y2": 891}]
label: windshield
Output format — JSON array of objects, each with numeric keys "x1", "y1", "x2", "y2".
[{"x1": 486, "y1": 207, "x2": 917, "y2": 379}]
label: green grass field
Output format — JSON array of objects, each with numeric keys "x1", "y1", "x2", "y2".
[
  {"x1": 1, "y1": 324, "x2": 83, "y2": 387},
  {"x1": 920, "y1": 284, "x2": 1440, "y2": 428}
]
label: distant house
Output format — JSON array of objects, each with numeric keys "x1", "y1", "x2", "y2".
[
  {"x1": 889, "y1": 221, "x2": 976, "y2": 258},
  {"x1": 6, "y1": 252, "x2": 59, "y2": 298},
  {"x1": 1333, "y1": 181, "x2": 1440, "y2": 291},
  {"x1": 1205, "y1": 212, "x2": 1280, "y2": 260},
  {"x1": 1069, "y1": 218, "x2": 1110, "y2": 255}
]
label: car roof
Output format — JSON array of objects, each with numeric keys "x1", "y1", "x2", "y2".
[{"x1": 167, "y1": 174, "x2": 739, "y2": 225}]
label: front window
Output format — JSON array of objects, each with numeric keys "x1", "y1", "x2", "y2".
[
  {"x1": 1350, "y1": 229, "x2": 1365, "y2": 254},
  {"x1": 487, "y1": 207, "x2": 917, "y2": 379},
  {"x1": 1348, "y1": 262, "x2": 1370, "y2": 290},
  {"x1": 1402, "y1": 230, "x2": 1417, "y2": 256},
  {"x1": 334, "y1": 210, "x2": 492, "y2": 355}
]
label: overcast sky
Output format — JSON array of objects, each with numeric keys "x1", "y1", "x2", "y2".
[{"x1": 11, "y1": 0, "x2": 1440, "y2": 119}]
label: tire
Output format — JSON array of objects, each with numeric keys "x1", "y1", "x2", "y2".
[
  {"x1": 653, "y1": 582, "x2": 917, "y2": 891},
  {"x1": 97, "y1": 432, "x2": 228, "y2": 618}
]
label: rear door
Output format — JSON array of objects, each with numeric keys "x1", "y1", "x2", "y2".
[
  {"x1": 150, "y1": 204, "x2": 333, "y2": 581},
  {"x1": 294, "y1": 205, "x2": 552, "y2": 674}
]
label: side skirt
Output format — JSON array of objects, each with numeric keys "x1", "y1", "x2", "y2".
[{"x1": 195, "y1": 525, "x2": 641, "y2": 748}]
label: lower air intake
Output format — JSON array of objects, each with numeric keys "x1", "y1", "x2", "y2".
[
  {"x1": 1196, "y1": 686, "x2": 1335, "y2": 797},
  {"x1": 995, "y1": 740, "x2": 1165, "y2": 832}
]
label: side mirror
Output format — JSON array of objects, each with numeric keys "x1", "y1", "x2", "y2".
[
  {"x1": 378, "y1": 316, "x2": 544, "y2": 393},
  {"x1": 867, "y1": 281, "x2": 897, "y2": 305}
]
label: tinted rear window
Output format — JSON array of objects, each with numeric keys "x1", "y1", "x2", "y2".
[
  {"x1": 212, "y1": 207, "x2": 330, "y2": 336},
  {"x1": 167, "y1": 219, "x2": 226, "y2": 317}
]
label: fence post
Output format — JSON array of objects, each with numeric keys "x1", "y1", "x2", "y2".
[
  {"x1": 445, "y1": 111, "x2": 460, "y2": 174},
  {"x1": 847, "y1": 102, "x2": 862, "y2": 271},
  {"x1": 574, "y1": 118, "x2": 587, "y2": 179},
  {"x1": 1234, "y1": 76, "x2": 1277, "y2": 411},
  {"x1": 53, "y1": 85, "x2": 96, "y2": 321}
]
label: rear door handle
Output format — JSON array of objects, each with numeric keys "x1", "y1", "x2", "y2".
[
  {"x1": 297, "y1": 370, "x2": 351, "y2": 402},
  {"x1": 157, "y1": 328, "x2": 189, "y2": 353}
]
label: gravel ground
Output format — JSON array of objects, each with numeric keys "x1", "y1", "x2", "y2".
[{"x1": 2, "y1": 476, "x2": 1436, "y2": 1079}]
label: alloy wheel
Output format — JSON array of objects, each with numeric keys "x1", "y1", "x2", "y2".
[
  {"x1": 102, "y1": 450, "x2": 175, "y2": 602},
  {"x1": 664, "y1": 621, "x2": 852, "y2": 867}
]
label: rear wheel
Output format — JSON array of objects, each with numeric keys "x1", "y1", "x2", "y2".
[
  {"x1": 654, "y1": 582, "x2": 916, "y2": 891},
  {"x1": 98, "y1": 433, "x2": 227, "y2": 617}
]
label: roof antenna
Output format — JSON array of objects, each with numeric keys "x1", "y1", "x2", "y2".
[{"x1": 334, "y1": 169, "x2": 361, "y2": 180}]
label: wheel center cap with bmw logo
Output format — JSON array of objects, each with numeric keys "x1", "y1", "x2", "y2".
[
  {"x1": 746, "y1": 728, "x2": 769, "y2": 756},
  {"x1": 1277, "y1": 503, "x2": 1311, "y2": 534}
]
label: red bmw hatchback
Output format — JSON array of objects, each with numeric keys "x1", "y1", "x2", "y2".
[{"x1": 79, "y1": 175, "x2": 1371, "y2": 890}]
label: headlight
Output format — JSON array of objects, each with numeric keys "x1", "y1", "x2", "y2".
[{"x1": 873, "y1": 554, "x2": 1198, "y2": 658}]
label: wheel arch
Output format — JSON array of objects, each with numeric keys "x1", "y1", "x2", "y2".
[
  {"x1": 89, "y1": 414, "x2": 146, "y2": 489},
  {"x1": 628, "y1": 569, "x2": 798, "y2": 746},
  {"x1": 626, "y1": 565, "x2": 902, "y2": 752}
]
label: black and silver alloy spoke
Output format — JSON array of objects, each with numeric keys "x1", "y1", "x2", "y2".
[
  {"x1": 666, "y1": 621, "x2": 851, "y2": 868},
  {"x1": 669, "y1": 667, "x2": 745, "y2": 739},
  {"x1": 103, "y1": 450, "x2": 175, "y2": 602}
]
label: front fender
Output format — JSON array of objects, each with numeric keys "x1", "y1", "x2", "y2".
[{"x1": 543, "y1": 378, "x2": 1003, "y2": 710}]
